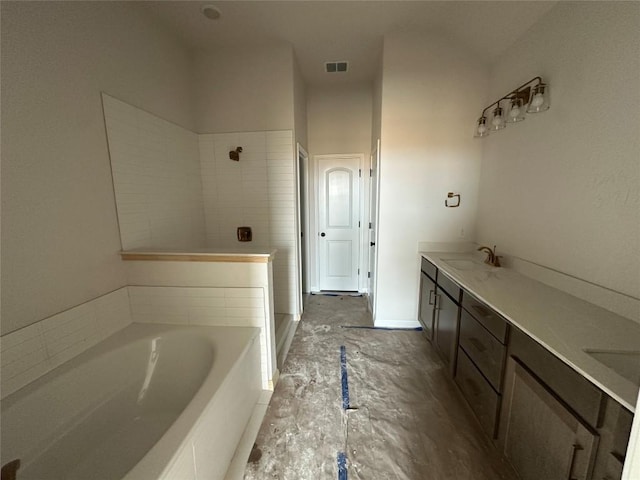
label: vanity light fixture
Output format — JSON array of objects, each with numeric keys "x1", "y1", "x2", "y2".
[
  {"x1": 527, "y1": 82, "x2": 550, "y2": 113},
  {"x1": 473, "y1": 76, "x2": 550, "y2": 138},
  {"x1": 490, "y1": 105, "x2": 506, "y2": 131},
  {"x1": 473, "y1": 116, "x2": 490, "y2": 138},
  {"x1": 506, "y1": 97, "x2": 526, "y2": 123}
]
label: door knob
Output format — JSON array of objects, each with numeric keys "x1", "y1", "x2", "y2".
[
  {"x1": 370, "y1": 242, "x2": 376, "y2": 246},
  {"x1": 320, "y1": 232, "x2": 326, "y2": 237}
]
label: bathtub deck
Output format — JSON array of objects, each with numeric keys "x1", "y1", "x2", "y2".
[{"x1": 243, "y1": 294, "x2": 518, "y2": 479}]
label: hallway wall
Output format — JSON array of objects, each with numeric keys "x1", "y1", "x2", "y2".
[
  {"x1": 375, "y1": 32, "x2": 488, "y2": 327},
  {"x1": 306, "y1": 85, "x2": 373, "y2": 291},
  {"x1": 307, "y1": 84, "x2": 373, "y2": 157}
]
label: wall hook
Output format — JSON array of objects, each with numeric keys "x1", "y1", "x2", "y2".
[
  {"x1": 445, "y1": 192, "x2": 461, "y2": 208},
  {"x1": 229, "y1": 147, "x2": 243, "y2": 161}
]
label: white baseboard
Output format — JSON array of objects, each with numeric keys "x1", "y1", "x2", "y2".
[
  {"x1": 372, "y1": 318, "x2": 421, "y2": 329},
  {"x1": 268, "y1": 368, "x2": 280, "y2": 390}
]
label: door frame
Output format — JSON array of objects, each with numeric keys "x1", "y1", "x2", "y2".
[
  {"x1": 368, "y1": 139, "x2": 381, "y2": 316},
  {"x1": 295, "y1": 143, "x2": 310, "y2": 310},
  {"x1": 312, "y1": 153, "x2": 366, "y2": 293}
]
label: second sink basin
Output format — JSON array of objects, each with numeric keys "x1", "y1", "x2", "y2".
[{"x1": 584, "y1": 349, "x2": 640, "y2": 386}]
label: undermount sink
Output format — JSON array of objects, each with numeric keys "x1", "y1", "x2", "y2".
[
  {"x1": 583, "y1": 349, "x2": 640, "y2": 386},
  {"x1": 442, "y1": 259, "x2": 492, "y2": 271}
]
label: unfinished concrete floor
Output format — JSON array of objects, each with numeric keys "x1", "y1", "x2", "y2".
[{"x1": 243, "y1": 294, "x2": 518, "y2": 479}]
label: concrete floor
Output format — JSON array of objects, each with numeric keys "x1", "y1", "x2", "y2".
[{"x1": 244, "y1": 294, "x2": 518, "y2": 479}]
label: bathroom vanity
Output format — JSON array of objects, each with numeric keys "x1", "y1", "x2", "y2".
[{"x1": 418, "y1": 252, "x2": 638, "y2": 480}]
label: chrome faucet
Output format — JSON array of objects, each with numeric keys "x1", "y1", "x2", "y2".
[{"x1": 477, "y1": 245, "x2": 501, "y2": 267}]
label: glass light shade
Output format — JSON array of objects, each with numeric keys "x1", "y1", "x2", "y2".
[
  {"x1": 506, "y1": 97, "x2": 526, "y2": 123},
  {"x1": 490, "y1": 105, "x2": 506, "y2": 131},
  {"x1": 526, "y1": 83, "x2": 550, "y2": 113},
  {"x1": 474, "y1": 116, "x2": 490, "y2": 138}
]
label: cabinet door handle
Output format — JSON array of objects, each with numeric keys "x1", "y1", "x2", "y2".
[
  {"x1": 428, "y1": 289, "x2": 435, "y2": 305},
  {"x1": 434, "y1": 294, "x2": 441, "y2": 310},
  {"x1": 568, "y1": 443, "x2": 583, "y2": 480}
]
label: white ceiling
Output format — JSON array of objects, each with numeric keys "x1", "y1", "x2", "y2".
[{"x1": 142, "y1": 1, "x2": 557, "y2": 87}]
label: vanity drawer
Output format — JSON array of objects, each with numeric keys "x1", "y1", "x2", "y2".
[
  {"x1": 420, "y1": 256, "x2": 437, "y2": 282},
  {"x1": 459, "y1": 309, "x2": 506, "y2": 392},
  {"x1": 437, "y1": 271, "x2": 461, "y2": 302},
  {"x1": 462, "y1": 291, "x2": 508, "y2": 343},
  {"x1": 455, "y1": 347, "x2": 501, "y2": 438}
]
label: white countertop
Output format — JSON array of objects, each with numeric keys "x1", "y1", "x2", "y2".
[{"x1": 421, "y1": 251, "x2": 640, "y2": 412}]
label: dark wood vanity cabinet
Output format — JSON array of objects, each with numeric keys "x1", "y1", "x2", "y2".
[
  {"x1": 417, "y1": 255, "x2": 634, "y2": 480},
  {"x1": 417, "y1": 258, "x2": 462, "y2": 373},
  {"x1": 501, "y1": 358, "x2": 599, "y2": 480},
  {"x1": 454, "y1": 291, "x2": 509, "y2": 438},
  {"x1": 592, "y1": 396, "x2": 633, "y2": 480},
  {"x1": 434, "y1": 272, "x2": 461, "y2": 374},
  {"x1": 418, "y1": 258, "x2": 437, "y2": 341},
  {"x1": 500, "y1": 328, "x2": 633, "y2": 480}
]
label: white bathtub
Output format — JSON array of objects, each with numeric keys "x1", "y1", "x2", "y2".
[{"x1": 0, "y1": 323, "x2": 261, "y2": 480}]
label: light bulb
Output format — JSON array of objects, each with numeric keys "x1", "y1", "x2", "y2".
[
  {"x1": 492, "y1": 116, "x2": 503, "y2": 127},
  {"x1": 477, "y1": 124, "x2": 487, "y2": 134},
  {"x1": 509, "y1": 106, "x2": 521, "y2": 118},
  {"x1": 531, "y1": 93, "x2": 545, "y2": 108}
]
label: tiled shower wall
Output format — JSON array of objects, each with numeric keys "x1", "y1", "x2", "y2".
[
  {"x1": 199, "y1": 131, "x2": 297, "y2": 315},
  {"x1": 103, "y1": 94, "x2": 297, "y2": 315},
  {"x1": 102, "y1": 94, "x2": 206, "y2": 250}
]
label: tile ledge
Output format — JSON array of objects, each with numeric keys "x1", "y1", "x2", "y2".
[{"x1": 120, "y1": 249, "x2": 276, "y2": 264}]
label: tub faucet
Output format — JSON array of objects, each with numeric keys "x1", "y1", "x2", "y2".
[{"x1": 477, "y1": 245, "x2": 501, "y2": 267}]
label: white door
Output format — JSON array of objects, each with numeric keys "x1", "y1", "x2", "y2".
[
  {"x1": 318, "y1": 155, "x2": 360, "y2": 291},
  {"x1": 368, "y1": 141, "x2": 380, "y2": 313}
]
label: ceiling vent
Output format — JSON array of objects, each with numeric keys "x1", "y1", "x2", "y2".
[{"x1": 325, "y1": 61, "x2": 349, "y2": 73}]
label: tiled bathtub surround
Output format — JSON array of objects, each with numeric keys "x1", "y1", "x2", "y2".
[
  {"x1": 122, "y1": 255, "x2": 277, "y2": 390},
  {"x1": 102, "y1": 93, "x2": 206, "y2": 250},
  {"x1": 129, "y1": 285, "x2": 272, "y2": 390},
  {"x1": 0, "y1": 288, "x2": 131, "y2": 398},
  {"x1": 2, "y1": 283, "x2": 275, "y2": 398},
  {"x1": 129, "y1": 286, "x2": 265, "y2": 326}
]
